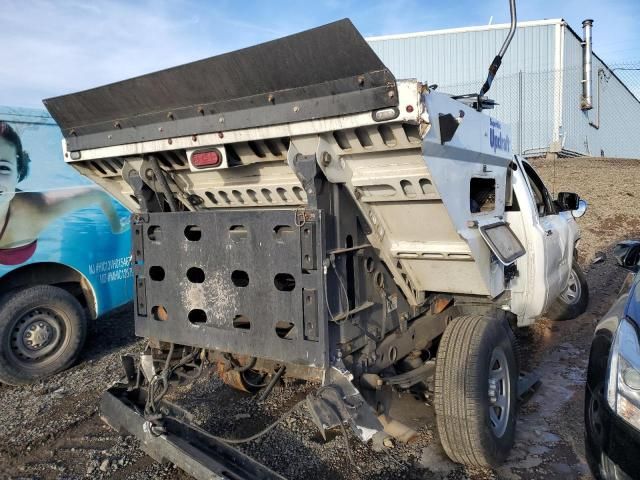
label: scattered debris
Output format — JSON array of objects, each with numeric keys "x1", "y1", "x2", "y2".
[
  {"x1": 592, "y1": 251, "x2": 606, "y2": 264},
  {"x1": 99, "y1": 459, "x2": 109, "y2": 472}
]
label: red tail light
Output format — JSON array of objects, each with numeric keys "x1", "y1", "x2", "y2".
[{"x1": 191, "y1": 149, "x2": 222, "y2": 168}]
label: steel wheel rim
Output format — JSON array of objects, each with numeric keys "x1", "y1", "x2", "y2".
[
  {"x1": 559, "y1": 268, "x2": 581, "y2": 305},
  {"x1": 488, "y1": 347, "x2": 511, "y2": 438},
  {"x1": 8, "y1": 307, "x2": 67, "y2": 368}
]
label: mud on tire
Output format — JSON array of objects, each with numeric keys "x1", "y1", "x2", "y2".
[
  {"x1": 0, "y1": 285, "x2": 87, "y2": 385},
  {"x1": 434, "y1": 314, "x2": 518, "y2": 467}
]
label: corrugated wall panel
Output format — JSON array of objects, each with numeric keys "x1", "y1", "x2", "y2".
[
  {"x1": 369, "y1": 24, "x2": 558, "y2": 81},
  {"x1": 369, "y1": 21, "x2": 640, "y2": 158},
  {"x1": 368, "y1": 23, "x2": 558, "y2": 154},
  {"x1": 561, "y1": 30, "x2": 640, "y2": 157}
]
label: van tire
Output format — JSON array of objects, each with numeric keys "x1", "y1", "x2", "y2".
[
  {"x1": 434, "y1": 314, "x2": 518, "y2": 467},
  {"x1": 0, "y1": 285, "x2": 87, "y2": 385},
  {"x1": 547, "y1": 261, "x2": 589, "y2": 321}
]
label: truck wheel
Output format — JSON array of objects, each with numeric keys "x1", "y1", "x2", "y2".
[
  {"x1": 0, "y1": 285, "x2": 87, "y2": 385},
  {"x1": 547, "y1": 261, "x2": 589, "y2": 321},
  {"x1": 434, "y1": 314, "x2": 518, "y2": 467}
]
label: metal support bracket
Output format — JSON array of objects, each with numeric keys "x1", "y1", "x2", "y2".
[
  {"x1": 517, "y1": 370, "x2": 541, "y2": 404},
  {"x1": 306, "y1": 363, "x2": 384, "y2": 442},
  {"x1": 303, "y1": 288, "x2": 319, "y2": 341}
]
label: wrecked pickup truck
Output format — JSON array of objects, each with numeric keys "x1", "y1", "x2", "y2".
[{"x1": 43, "y1": 13, "x2": 588, "y2": 479}]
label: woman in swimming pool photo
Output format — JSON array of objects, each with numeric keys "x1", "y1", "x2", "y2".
[{"x1": 0, "y1": 121, "x2": 123, "y2": 266}]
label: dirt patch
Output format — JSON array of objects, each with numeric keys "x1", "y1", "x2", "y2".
[{"x1": 532, "y1": 157, "x2": 640, "y2": 261}]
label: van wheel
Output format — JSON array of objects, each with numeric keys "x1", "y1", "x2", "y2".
[
  {"x1": 547, "y1": 261, "x2": 589, "y2": 321},
  {"x1": 434, "y1": 314, "x2": 518, "y2": 467},
  {"x1": 0, "y1": 285, "x2": 87, "y2": 385}
]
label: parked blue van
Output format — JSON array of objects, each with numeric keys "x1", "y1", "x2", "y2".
[{"x1": 0, "y1": 106, "x2": 132, "y2": 385}]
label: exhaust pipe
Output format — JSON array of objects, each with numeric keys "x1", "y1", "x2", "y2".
[{"x1": 581, "y1": 19, "x2": 594, "y2": 110}]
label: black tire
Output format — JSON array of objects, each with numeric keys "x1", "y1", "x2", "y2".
[
  {"x1": 584, "y1": 382, "x2": 607, "y2": 480},
  {"x1": 0, "y1": 285, "x2": 87, "y2": 385},
  {"x1": 547, "y1": 261, "x2": 589, "y2": 321},
  {"x1": 434, "y1": 314, "x2": 518, "y2": 467}
]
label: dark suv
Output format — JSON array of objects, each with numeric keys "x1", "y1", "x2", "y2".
[{"x1": 585, "y1": 240, "x2": 640, "y2": 480}]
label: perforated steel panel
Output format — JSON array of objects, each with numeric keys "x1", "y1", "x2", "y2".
[{"x1": 132, "y1": 208, "x2": 328, "y2": 369}]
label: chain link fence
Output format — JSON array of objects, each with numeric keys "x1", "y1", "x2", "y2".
[{"x1": 609, "y1": 62, "x2": 640, "y2": 99}]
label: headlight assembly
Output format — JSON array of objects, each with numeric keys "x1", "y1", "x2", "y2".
[{"x1": 607, "y1": 318, "x2": 640, "y2": 431}]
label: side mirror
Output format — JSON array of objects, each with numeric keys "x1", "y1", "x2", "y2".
[
  {"x1": 557, "y1": 192, "x2": 580, "y2": 211},
  {"x1": 614, "y1": 240, "x2": 640, "y2": 272},
  {"x1": 572, "y1": 199, "x2": 588, "y2": 218}
]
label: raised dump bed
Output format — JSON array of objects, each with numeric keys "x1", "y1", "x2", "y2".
[{"x1": 44, "y1": 14, "x2": 587, "y2": 476}]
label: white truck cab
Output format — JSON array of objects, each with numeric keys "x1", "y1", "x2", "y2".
[{"x1": 508, "y1": 156, "x2": 587, "y2": 324}]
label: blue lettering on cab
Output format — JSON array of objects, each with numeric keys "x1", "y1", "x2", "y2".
[{"x1": 489, "y1": 118, "x2": 511, "y2": 153}]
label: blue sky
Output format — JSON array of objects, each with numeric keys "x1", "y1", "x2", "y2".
[{"x1": 2, "y1": 0, "x2": 639, "y2": 107}]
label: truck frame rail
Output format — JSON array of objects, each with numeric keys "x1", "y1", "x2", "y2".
[{"x1": 100, "y1": 384, "x2": 286, "y2": 480}]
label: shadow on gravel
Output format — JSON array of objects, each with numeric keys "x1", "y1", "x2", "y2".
[
  {"x1": 80, "y1": 302, "x2": 139, "y2": 363},
  {"x1": 159, "y1": 376, "x2": 347, "y2": 480}
]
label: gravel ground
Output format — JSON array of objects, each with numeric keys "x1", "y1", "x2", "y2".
[{"x1": 1, "y1": 157, "x2": 638, "y2": 480}]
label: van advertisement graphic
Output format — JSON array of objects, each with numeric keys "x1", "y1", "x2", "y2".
[{"x1": 0, "y1": 107, "x2": 132, "y2": 315}]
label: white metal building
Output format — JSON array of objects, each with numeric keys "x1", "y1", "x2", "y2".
[{"x1": 368, "y1": 19, "x2": 640, "y2": 158}]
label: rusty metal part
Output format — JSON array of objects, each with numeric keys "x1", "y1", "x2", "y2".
[
  {"x1": 207, "y1": 350, "x2": 324, "y2": 382},
  {"x1": 216, "y1": 362, "x2": 253, "y2": 393},
  {"x1": 224, "y1": 370, "x2": 253, "y2": 393},
  {"x1": 154, "y1": 305, "x2": 169, "y2": 321},
  {"x1": 223, "y1": 353, "x2": 257, "y2": 372},
  {"x1": 431, "y1": 295, "x2": 454, "y2": 314}
]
